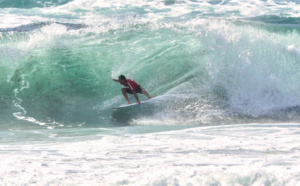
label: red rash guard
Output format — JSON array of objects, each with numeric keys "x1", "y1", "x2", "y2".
[{"x1": 125, "y1": 79, "x2": 139, "y2": 92}]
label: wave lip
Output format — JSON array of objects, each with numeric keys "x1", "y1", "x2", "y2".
[
  {"x1": 0, "y1": 22, "x2": 86, "y2": 33},
  {"x1": 248, "y1": 15, "x2": 300, "y2": 24},
  {"x1": 0, "y1": 0, "x2": 72, "y2": 9}
]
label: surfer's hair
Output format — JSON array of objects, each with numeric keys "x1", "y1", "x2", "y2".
[{"x1": 119, "y1": 75, "x2": 126, "y2": 80}]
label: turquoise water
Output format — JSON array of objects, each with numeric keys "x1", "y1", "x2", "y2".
[{"x1": 1, "y1": 0, "x2": 300, "y2": 185}]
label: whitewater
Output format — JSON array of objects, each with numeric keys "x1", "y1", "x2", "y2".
[{"x1": 1, "y1": 0, "x2": 300, "y2": 185}]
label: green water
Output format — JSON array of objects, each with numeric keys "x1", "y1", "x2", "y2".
[{"x1": 1, "y1": 1, "x2": 300, "y2": 129}]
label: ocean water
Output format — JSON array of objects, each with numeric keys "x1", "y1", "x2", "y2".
[{"x1": 1, "y1": 0, "x2": 300, "y2": 185}]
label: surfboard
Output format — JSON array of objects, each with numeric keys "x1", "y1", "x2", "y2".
[{"x1": 112, "y1": 97, "x2": 155, "y2": 110}]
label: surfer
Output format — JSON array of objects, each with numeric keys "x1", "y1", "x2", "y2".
[{"x1": 112, "y1": 75, "x2": 152, "y2": 104}]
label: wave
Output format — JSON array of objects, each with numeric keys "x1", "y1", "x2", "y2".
[
  {"x1": 1, "y1": 1, "x2": 300, "y2": 129},
  {"x1": 0, "y1": 22, "x2": 87, "y2": 32},
  {"x1": 0, "y1": 0, "x2": 73, "y2": 8},
  {"x1": 248, "y1": 15, "x2": 300, "y2": 25}
]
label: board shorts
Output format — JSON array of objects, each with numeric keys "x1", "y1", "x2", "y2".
[{"x1": 126, "y1": 86, "x2": 143, "y2": 94}]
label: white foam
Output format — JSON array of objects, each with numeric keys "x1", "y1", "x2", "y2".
[
  {"x1": 1, "y1": 124, "x2": 300, "y2": 185},
  {"x1": 1, "y1": 0, "x2": 299, "y2": 30}
]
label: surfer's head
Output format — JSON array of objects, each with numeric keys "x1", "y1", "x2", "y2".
[
  {"x1": 119, "y1": 75, "x2": 126, "y2": 80},
  {"x1": 118, "y1": 75, "x2": 127, "y2": 85}
]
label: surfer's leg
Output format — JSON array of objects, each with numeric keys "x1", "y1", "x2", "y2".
[
  {"x1": 142, "y1": 89, "x2": 151, "y2": 99},
  {"x1": 121, "y1": 88, "x2": 130, "y2": 104}
]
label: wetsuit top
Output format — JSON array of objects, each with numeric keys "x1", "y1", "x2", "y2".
[{"x1": 125, "y1": 79, "x2": 140, "y2": 92}]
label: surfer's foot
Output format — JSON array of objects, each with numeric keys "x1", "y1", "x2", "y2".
[{"x1": 146, "y1": 96, "x2": 155, "y2": 100}]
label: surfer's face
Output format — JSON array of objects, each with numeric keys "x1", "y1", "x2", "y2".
[{"x1": 119, "y1": 78, "x2": 126, "y2": 85}]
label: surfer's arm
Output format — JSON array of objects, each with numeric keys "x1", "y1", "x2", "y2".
[
  {"x1": 112, "y1": 78, "x2": 119, "y2": 82},
  {"x1": 133, "y1": 91, "x2": 141, "y2": 104}
]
